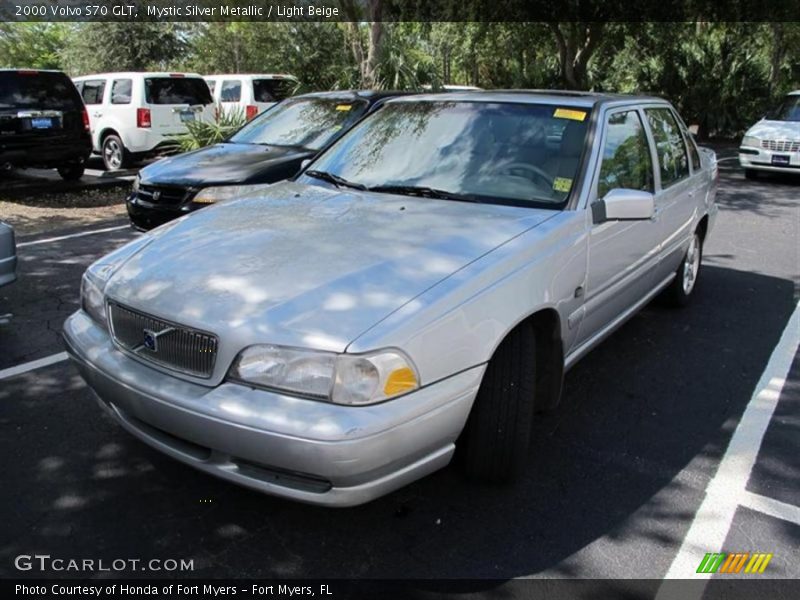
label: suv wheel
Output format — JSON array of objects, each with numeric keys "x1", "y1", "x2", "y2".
[
  {"x1": 102, "y1": 134, "x2": 129, "y2": 171},
  {"x1": 459, "y1": 320, "x2": 537, "y2": 483},
  {"x1": 57, "y1": 163, "x2": 85, "y2": 181}
]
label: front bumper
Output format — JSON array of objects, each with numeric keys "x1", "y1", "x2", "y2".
[
  {"x1": 126, "y1": 194, "x2": 196, "y2": 231},
  {"x1": 63, "y1": 310, "x2": 483, "y2": 506},
  {"x1": 739, "y1": 145, "x2": 800, "y2": 174}
]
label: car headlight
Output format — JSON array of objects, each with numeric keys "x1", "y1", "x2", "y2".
[
  {"x1": 229, "y1": 345, "x2": 420, "y2": 405},
  {"x1": 742, "y1": 135, "x2": 761, "y2": 148},
  {"x1": 192, "y1": 183, "x2": 272, "y2": 204}
]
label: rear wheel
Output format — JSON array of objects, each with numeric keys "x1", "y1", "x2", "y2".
[
  {"x1": 459, "y1": 321, "x2": 537, "y2": 483},
  {"x1": 663, "y1": 231, "x2": 702, "y2": 307},
  {"x1": 102, "y1": 134, "x2": 129, "y2": 171},
  {"x1": 57, "y1": 163, "x2": 85, "y2": 181}
]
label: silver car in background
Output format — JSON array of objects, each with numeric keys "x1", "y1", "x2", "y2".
[
  {"x1": 0, "y1": 221, "x2": 17, "y2": 288},
  {"x1": 64, "y1": 92, "x2": 718, "y2": 506}
]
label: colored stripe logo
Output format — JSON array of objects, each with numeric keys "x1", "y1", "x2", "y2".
[{"x1": 696, "y1": 552, "x2": 773, "y2": 574}]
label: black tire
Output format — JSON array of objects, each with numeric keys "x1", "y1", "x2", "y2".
[
  {"x1": 57, "y1": 163, "x2": 85, "y2": 181},
  {"x1": 663, "y1": 231, "x2": 703, "y2": 307},
  {"x1": 459, "y1": 320, "x2": 537, "y2": 483},
  {"x1": 744, "y1": 168, "x2": 759, "y2": 180},
  {"x1": 102, "y1": 134, "x2": 129, "y2": 171}
]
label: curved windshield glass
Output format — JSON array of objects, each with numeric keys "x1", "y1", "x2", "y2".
[
  {"x1": 768, "y1": 94, "x2": 800, "y2": 122},
  {"x1": 304, "y1": 101, "x2": 591, "y2": 208},
  {"x1": 230, "y1": 97, "x2": 368, "y2": 150}
]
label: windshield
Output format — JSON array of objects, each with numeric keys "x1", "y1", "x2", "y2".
[
  {"x1": 230, "y1": 97, "x2": 369, "y2": 151},
  {"x1": 767, "y1": 94, "x2": 800, "y2": 122},
  {"x1": 144, "y1": 77, "x2": 213, "y2": 105},
  {"x1": 253, "y1": 78, "x2": 298, "y2": 103},
  {"x1": 0, "y1": 71, "x2": 82, "y2": 111},
  {"x1": 305, "y1": 101, "x2": 591, "y2": 208}
]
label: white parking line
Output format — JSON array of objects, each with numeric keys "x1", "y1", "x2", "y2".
[
  {"x1": 0, "y1": 351, "x2": 69, "y2": 380},
  {"x1": 17, "y1": 225, "x2": 132, "y2": 248},
  {"x1": 740, "y1": 490, "x2": 800, "y2": 527},
  {"x1": 658, "y1": 300, "x2": 800, "y2": 588}
]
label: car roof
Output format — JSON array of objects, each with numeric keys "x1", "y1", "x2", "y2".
[
  {"x1": 204, "y1": 74, "x2": 298, "y2": 80},
  {"x1": 788, "y1": 90, "x2": 800, "y2": 96},
  {"x1": 72, "y1": 72, "x2": 205, "y2": 80},
  {"x1": 386, "y1": 89, "x2": 667, "y2": 108},
  {"x1": 291, "y1": 90, "x2": 417, "y2": 104}
]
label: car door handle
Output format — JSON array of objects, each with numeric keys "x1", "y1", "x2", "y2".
[{"x1": 92, "y1": 112, "x2": 102, "y2": 117}]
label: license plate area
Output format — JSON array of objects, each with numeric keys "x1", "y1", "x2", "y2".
[
  {"x1": 771, "y1": 154, "x2": 790, "y2": 166},
  {"x1": 31, "y1": 117, "x2": 55, "y2": 129},
  {"x1": 180, "y1": 111, "x2": 195, "y2": 123}
]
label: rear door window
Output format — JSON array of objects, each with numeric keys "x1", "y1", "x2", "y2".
[
  {"x1": 645, "y1": 107, "x2": 690, "y2": 188},
  {"x1": 220, "y1": 80, "x2": 242, "y2": 103},
  {"x1": 144, "y1": 77, "x2": 213, "y2": 105},
  {"x1": 80, "y1": 79, "x2": 106, "y2": 105},
  {"x1": 111, "y1": 79, "x2": 132, "y2": 105},
  {"x1": 252, "y1": 79, "x2": 297, "y2": 103},
  {"x1": 0, "y1": 71, "x2": 82, "y2": 111}
]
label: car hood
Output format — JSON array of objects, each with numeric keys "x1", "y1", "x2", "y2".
[
  {"x1": 140, "y1": 142, "x2": 314, "y2": 186},
  {"x1": 105, "y1": 181, "x2": 555, "y2": 357},
  {"x1": 746, "y1": 120, "x2": 800, "y2": 141}
]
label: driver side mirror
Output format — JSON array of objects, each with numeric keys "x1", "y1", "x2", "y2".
[{"x1": 592, "y1": 189, "x2": 655, "y2": 224}]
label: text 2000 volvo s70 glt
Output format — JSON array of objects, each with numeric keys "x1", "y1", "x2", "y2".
[{"x1": 64, "y1": 92, "x2": 718, "y2": 506}]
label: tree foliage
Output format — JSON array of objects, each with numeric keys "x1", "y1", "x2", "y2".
[{"x1": 1, "y1": 21, "x2": 796, "y2": 137}]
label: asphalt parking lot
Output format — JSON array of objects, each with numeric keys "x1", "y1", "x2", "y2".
[{"x1": 0, "y1": 161, "x2": 797, "y2": 586}]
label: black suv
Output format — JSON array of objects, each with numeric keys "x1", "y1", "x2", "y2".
[{"x1": 0, "y1": 69, "x2": 92, "y2": 180}]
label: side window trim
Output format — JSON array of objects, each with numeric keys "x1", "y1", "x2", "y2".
[{"x1": 671, "y1": 108, "x2": 701, "y2": 174}]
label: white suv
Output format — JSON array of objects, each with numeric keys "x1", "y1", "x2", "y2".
[
  {"x1": 204, "y1": 74, "x2": 299, "y2": 120},
  {"x1": 739, "y1": 90, "x2": 800, "y2": 178},
  {"x1": 73, "y1": 72, "x2": 215, "y2": 170}
]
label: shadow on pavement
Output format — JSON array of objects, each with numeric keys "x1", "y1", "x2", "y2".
[{"x1": 0, "y1": 264, "x2": 795, "y2": 584}]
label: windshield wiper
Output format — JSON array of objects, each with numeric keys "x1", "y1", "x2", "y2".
[
  {"x1": 369, "y1": 185, "x2": 482, "y2": 204},
  {"x1": 305, "y1": 170, "x2": 366, "y2": 190}
]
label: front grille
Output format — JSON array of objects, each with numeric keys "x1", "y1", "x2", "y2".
[
  {"x1": 761, "y1": 139, "x2": 800, "y2": 153},
  {"x1": 108, "y1": 302, "x2": 218, "y2": 378},
  {"x1": 137, "y1": 184, "x2": 193, "y2": 206}
]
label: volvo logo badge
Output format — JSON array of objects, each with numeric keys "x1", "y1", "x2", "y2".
[
  {"x1": 152, "y1": 190, "x2": 162, "y2": 202},
  {"x1": 143, "y1": 329, "x2": 158, "y2": 352}
]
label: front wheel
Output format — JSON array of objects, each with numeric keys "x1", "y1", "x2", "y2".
[
  {"x1": 459, "y1": 321, "x2": 537, "y2": 483},
  {"x1": 663, "y1": 232, "x2": 702, "y2": 307}
]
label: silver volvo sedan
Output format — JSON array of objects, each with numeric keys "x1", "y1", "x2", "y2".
[{"x1": 64, "y1": 92, "x2": 718, "y2": 506}]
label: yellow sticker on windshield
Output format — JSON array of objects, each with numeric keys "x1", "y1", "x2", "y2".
[
  {"x1": 554, "y1": 108, "x2": 587, "y2": 122},
  {"x1": 335, "y1": 104, "x2": 353, "y2": 111},
  {"x1": 553, "y1": 177, "x2": 573, "y2": 193}
]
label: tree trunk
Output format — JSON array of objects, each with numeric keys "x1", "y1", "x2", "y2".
[
  {"x1": 548, "y1": 22, "x2": 603, "y2": 90},
  {"x1": 341, "y1": 0, "x2": 384, "y2": 88}
]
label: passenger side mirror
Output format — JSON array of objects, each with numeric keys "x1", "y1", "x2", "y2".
[{"x1": 592, "y1": 189, "x2": 655, "y2": 224}]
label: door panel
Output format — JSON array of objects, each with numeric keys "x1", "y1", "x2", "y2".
[
  {"x1": 578, "y1": 108, "x2": 660, "y2": 345},
  {"x1": 644, "y1": 107, "x2": 698, "y2": 279}
]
